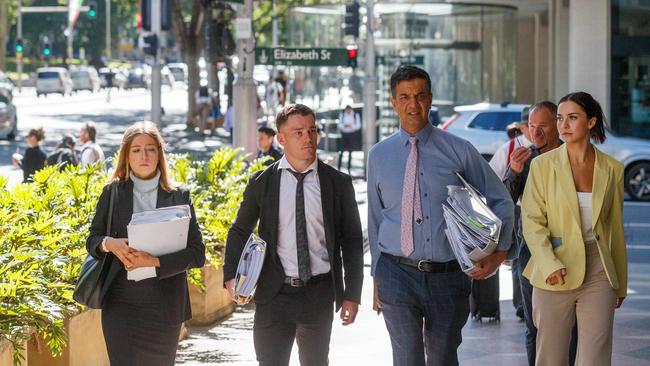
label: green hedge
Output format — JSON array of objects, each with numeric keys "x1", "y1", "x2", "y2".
[{"x1": 0, "y1": 147, "x2": 267, "y2": 365}]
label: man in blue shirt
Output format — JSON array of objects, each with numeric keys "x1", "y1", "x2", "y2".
[{"x1": 367, "y1": 65, "x2": 514, "y2": 365}]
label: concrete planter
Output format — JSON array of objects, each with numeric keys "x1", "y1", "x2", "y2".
[
  {"x1": 188, "y1": 264, "x2": 235, "y2": 326},
  {"x1": 1, "y1": 337, "x2": 28, "y2": 366},
  {"x1": 27, "y1": 310, "x2": 108, "y2": 366}
]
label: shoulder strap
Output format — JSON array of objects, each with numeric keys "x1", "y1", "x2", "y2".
[
  {"x1": 106, "y1": 184, "x2": 117, "y2": 236},
  {"x1": 507, "y1": 138, "x2": 516, "y2": 165}
]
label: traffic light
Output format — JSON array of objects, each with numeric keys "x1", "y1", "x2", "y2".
[
  {"x1": 347, "y1": 46, "x2": 358, "y2": 68},
  {"x1": 43, "y1": 42, "x2": 52, "y2": 57},
  {"x1": 15, "y1": 39, "x2": 24, "y2": 54},
  {"x1": 88, "y1": 3, "x2": 97, "y2": 18},
  {"x1": 142, "y1": 34, "x2": 158, "y2": 57},
  {"x1": 344, "y1": 2, "x2": 360, "y2": 38}
]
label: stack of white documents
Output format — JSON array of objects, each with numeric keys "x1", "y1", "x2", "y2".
[
  {"x1": 127, "y1": 205, "x2": 191, "y2": 281},
  {"x1": 442, "y1": 173, "x2": 502, "y2": 277},
  {"x1": 233, "y1": 233, "x2": 267, "y2": 305}
]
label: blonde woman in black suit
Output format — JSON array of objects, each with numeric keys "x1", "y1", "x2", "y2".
[{"x1": 86, "y1": 121, "x2": 205, "y2": 365}]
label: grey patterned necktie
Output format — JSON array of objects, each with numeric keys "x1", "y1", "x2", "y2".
[{"x1": 288, "y1": 169, "x2": 313, "y2": 282}]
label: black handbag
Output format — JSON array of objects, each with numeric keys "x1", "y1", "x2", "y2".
[{"x1": 73, "y1": 184, "x2": 117, "y2": 309}]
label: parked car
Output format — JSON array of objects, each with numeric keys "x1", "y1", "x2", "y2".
[
  {"x1": 167, "y1": 63, "x2": 187, "y2": 83},
  {"x1": 36, "y1": 67, "x2": 73, "y2": 97},
  {"x1": 125, "y1": 65, "x2": 150, "y2": 89},
  {"x1": 441, "y1": 102, "x2": 527, "y2": 160},
  {"x1": 161, "y1": 66, "x2": 176, "y2": 87},
  {"x1": 70, "y1": 66, "x2": 101, "y2": 93},
  {"x1": 0, "y1": 78, "x2": 17, "y2": 140},
  {"x1": 443, "y1": 102, "x2": 650, "y2": 201}
]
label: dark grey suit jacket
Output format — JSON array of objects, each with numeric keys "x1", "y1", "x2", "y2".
[
  {"x1": 223, "y1": 160, "x2": 364, "y2": 310},
  {"x1": 86, "y1": 179, "x2": 205, "y2": 324}
]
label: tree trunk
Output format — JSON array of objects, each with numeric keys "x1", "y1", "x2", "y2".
[
  {"x1": 171, "y1": 0, "x2": 205, "y2": 127},
  {"x1": 0, "y1": 2, "x2": 8, "y2": 71}
]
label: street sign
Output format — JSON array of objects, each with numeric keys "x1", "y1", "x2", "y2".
[
  {"x1": 376, "y1": 55, "x2": 424, "y2": 66},
  {"x1": 255, "y1": 47, "x2": 349, "y2": 66}
]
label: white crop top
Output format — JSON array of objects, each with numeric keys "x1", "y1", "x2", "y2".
[{"x1": 577, "y1": 192, "x2": 596, "y2": 242}]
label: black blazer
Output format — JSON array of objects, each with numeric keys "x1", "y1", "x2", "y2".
[
  {"x1": 86, "y1": 179, "x2": 205, "y2": 324},
  {"x1": 224, "y1": 160, "x2": 364, "y2": 310}
]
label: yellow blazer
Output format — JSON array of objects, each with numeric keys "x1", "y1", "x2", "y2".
[{"x1": 522, "y1": 144, "x2": 627, "y2": 298}]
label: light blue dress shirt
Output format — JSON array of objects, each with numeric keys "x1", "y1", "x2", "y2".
[{"x1": 367, "y1": 123, "x2": 515, "y2": 275}]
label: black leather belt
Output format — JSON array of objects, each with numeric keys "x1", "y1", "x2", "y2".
[
  {"x1": 283, "y1": 272, "x2": 331, "y2": 287},
  {"x1": 382, "y1": 253, "x2": 461, "y2": 273}
]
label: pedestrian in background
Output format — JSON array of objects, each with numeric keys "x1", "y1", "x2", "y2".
[
  {"x1": 367, "y1": 65, "x2": 514, "y2": 366},
  {"x1": 224, "y1": 104, "x2": 364, "y2": 366},
  {"x1": 86, "y1": 121, "x2": 205, "y2": 365},
  {"x1": 256, "y1": 126, "x2": 283, "y2": 165},
  {"x1": 337, "y1": 105, "x2": 361, "y2": 174},
  {"x1": 489, "y1": 107, "x2": 532, "y2": 180},
  {"x1": 79, "y1": 122, "x2": 105, "y2": 167},
  {"x1": 12, "y1": 127, "x2": 47, "y2": 183},
  {"x1": 522, "y1": 92, "x2": 627, "y2": 366},
  {"x1": 47, "y1": 134, "x2": 78, "y2": 170}
]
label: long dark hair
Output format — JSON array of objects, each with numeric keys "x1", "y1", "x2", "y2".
[{"x1": 558, "y1": 92, "x2": 606, "y2": 143}]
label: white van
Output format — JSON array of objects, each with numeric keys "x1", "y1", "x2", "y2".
[{"x1": 36, "y1": 67, "x2": 73, "y2": 97}]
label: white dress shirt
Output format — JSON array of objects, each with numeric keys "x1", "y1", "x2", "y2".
[
  {"x1": 277, "y1": 156, "x2": 331, "y2": 277},
  {"x1": 338, "y1": 111, "x2": 361, "y2": 133}
]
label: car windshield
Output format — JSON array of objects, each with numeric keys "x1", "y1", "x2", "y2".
[
  {"x1": 38, "y1": 71, "x2": 60, "y2": 79},
  {"x1": 71, "y1": 71, "x2": 87, "y2": 79}
]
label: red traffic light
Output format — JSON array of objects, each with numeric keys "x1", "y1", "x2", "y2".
[{"x1": 347, "y1": 46, "x2": 358, "y2": 68}]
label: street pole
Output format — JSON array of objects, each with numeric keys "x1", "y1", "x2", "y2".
[
  {"x1": 362, "y1": 0, "x2": 376, "y2": 175},
  {"x1": 106, "y1": 0, "x2": 111, "y2": 58},
  {"x1": 17, "y1": 1, "x2": 22, "y2": 93},
  {"x1": 67, "y1": 26, "x2": 73, "y2": 61},
  {"x1": 151, "y1": 0, "x2": 162, "y2": 125},
  {"x1": 233, "y1": 0, "x2": 258, "y2": 157}
]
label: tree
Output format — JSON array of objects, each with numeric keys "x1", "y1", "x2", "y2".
[{"x1": 170, "y1": 0, "x2": 206, "y2": 126}]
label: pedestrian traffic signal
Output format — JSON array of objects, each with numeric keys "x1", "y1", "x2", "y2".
[
  {"x1": 43, "y1": 43, "x2": 51, "y2": 57},
  {"x1": 344, "y1": 2, "x2": 360, "y2": 38},
  {"x1": 15, "y1": 39, "x2": 24, "y2": 54},
  {"x1": 347, "y1": 46, "x2": 358, "y2": 68},
  {"x1": 88, "y1": 3, "x2": 97, "y2": 18},
  {"x1": 142, "y1": 34, "x2": 158, "y2": 57}
]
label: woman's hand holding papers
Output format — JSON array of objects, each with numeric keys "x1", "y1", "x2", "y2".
[
  {"x1": 105, "y1": 237, "x2": 134, "y2": 269},
  {"x1": 105, "y1": 237, "x2": 159, "y2": 271},
  {"x1": 129, "y1": 250, "x2": 160, "y2": 270}
]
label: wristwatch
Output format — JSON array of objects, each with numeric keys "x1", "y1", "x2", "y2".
[{"x1": 101, "y1": 237, "x2": 109, "y2": 253}]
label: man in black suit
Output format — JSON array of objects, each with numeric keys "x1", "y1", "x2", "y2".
[
  {"x1": 224, "y1": 104, "x2": 364, "y2": 366},
  {"x1": 256, "y1": 125, "x2": 283, "y2": 165}
]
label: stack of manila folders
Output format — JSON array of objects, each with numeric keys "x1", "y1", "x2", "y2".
[
  {"x1": 127, "y1": 205, "x2": 191, "y2": 281},
  {"x1": 442, "y1": 172, "x2": 503, "y2": 278}
]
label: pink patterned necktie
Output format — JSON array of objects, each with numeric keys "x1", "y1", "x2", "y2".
[{"x1": 401, "y1": 136, "x2": 423, "y2": 256}]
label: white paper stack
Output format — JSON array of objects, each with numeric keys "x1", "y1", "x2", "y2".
[
  {"x1": 443, "y1": 173, "x2": 502, "y2": 277},
  {"x1": 127, "y1": 205, "x2": 191, "y2": 281},
  {"x1": 233, "y1": 233, "x2": 267, "y2": 305}
]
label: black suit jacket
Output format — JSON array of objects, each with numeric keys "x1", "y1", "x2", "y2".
[
  {"x1": 86, "y1": 179, "x2": 205, "y2": 324},
  {"x1": 224, "y1": 160, "x2": 364, "y2": 310}
]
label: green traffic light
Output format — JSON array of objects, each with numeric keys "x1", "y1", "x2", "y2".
[
  {"x1": 16, "y1": 45, "x2": 23, "y2": 53},
  {"x1": 89, "y1": 9, "x2": 96, "y2": 17},
  {"x1": 43, "y1": 48, "x2": 51, "y2": 56}
]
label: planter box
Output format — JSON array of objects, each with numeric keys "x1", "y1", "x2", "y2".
[
  {"x1": 28, "y1": 310, "x2": 108, "y2": 366},
  {"x1": 1, "y1": 337, "x2": 28, "y2": 366},
  {"x1": 188, "y1": 265, "x2": 235, "y2": 326}
]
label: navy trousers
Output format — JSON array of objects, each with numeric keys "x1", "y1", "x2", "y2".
[{"x1": 376, "y1": 254, "x2": 471, "y2": 366}]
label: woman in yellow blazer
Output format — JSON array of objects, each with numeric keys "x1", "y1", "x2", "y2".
[{"x1": 521, "y1": 91, "x2": 627, "y2": 366}]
